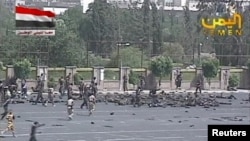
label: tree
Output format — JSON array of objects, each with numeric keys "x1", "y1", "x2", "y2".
[
  {"x1": 202, "y1": 58, "x2": 219, "y2": 89},
  {"x1": 13, "y1": 59, "x2": 32, "y2": 79},
  {"x1": 141, "y1": 0, "x2": 151, "y2": 50},
  {"x1": 228, "y1": 75, "x2": 239, "y2": 88},
  {"x1": 162, "y1": 42, "x2": 184, "y2": 63},
  {"x1": 107, "y1": 47, "x2": 147, "y2": 68},
  {"x1": 0, "y1": 62, "x2": 3, "y2": 70},
  {"x1": 128, "y1": 70, "x2": 139, "y2": 89},
  {"x1": 84, "y1": 0, "x2": 117, "y2": 55},
  {"x1": 151, "y1": 2, "x2": 163, "y2": 55},
  {"x1": 150, "y1": 56, "x2": 173, "y2": 87},
  {"x1": 48, "y1": 78, "x2": 57, "y2": 88}
]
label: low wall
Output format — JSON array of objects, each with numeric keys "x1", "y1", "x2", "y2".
[{"x1": 1, "y1": 67, "x2": 249, "y2": 90}]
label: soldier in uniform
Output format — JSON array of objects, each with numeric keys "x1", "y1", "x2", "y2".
[
  {"x1": 67, "y1": 96, "x2": 74, "y2": 120},
  {"x1": 44, "y1": 88, "x2": 55, "y2": 107},
  {"x1": 34, "y1": 76, "x2": 44, "y2": 105},
  {"x1": 1, "y1": 98, "x2": 11, "y2": 120},
  {"x1": 91, "y1": 77, "x2": 96, "y2": 85},
  {"x1": 195, "y1": 80, "x2": 202, "y2": 97},
  {"x1": 88, "y1": 94, "x2": 96, "y2": 116},
  {"x1": 133, "y1": 86, "x2": 142, "y2": 107},
  {"x1": 65, "y1": 73, "x2": 72, "y2": 97},
  {"x1": 29, "y1": 122, "x2": 45, "y2": 141},
  {"x1": 123, "y1": 75, "x2": 128, "y2": 91},
  {"x1": 175, "y1": 72, "x2": 182, "y2": 89},
  {"x1": 58, "y1": 76, "x2": 65, "y2": 98},
  {"x1": 21, "y1": 79, "x2": 27, "y2": 99},
  {"x1": 1, "y1": 111, "x2": 16, "y2": 137},
  {"x1": 68, "y1": 83, "x2": 73, "y2": 99},
  {"x1": 78, "y1": 78, "x2": 84, "y2": 99},
  {"x1": 93, "y1": 83, "x2": 98, "y2": 97},
  {"x1": 0, "y1": 81, "x2": 3, "y2": 104},
  {"x1": 80, "y1": 84, "x2": 89, "y2": 109}
]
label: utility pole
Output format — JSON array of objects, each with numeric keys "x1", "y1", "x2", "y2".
[{"x1": 198, "y1": 43, "x2": 202, "y2": 66}]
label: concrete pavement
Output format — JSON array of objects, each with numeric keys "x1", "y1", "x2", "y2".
[{"x1": 0, "y1": 92, "x2": 249, "y2": 141}]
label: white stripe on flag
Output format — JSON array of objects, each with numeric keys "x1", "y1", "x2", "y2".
[{"x1": 16, "y1": 13, "x2": 53, "y2": 22}]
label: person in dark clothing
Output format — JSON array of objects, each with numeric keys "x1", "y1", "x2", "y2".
[
  {"x1": 123, "y1": 75, "x2": 128, "y2": 91},
  {"x1": 58, "y1": 76, "x2": 65, "y2": 98},
  {"x1": 0, "y1": 81, "x2": 4, "y2": 105},
  {"x1": 133, "y1": 86, "x2": 142, "y2": 107},
  {"x1": 1, "y1": 98, "x2": 11, "y2": 120},
  {"x1": 78, "y1": 78, "x2": 84, "y2": 99},
  {"x1": 91, "y1": 77, "x2": 96, "y2": 85},
  {"x1": 139, "y1": 76, "x2": 145, "y2": 90},
  {"x1": 93, "y1": 83, "x2": 98, "y2": 97},
  {"x1": 21, "y1": 79, "x2": 27, "y2": 98},
  {"x1": 34, "y1": 76, "x2": 44, "y2": 105},
  {"x1": 195, "y1": 80, "x2": 202, "y2": 96},
  {"x1": 175, "y1": 72, "x2": 182, "y2": 89},
  {"x1": 29, "y1": 122, "x2": 45, "y2": 141},
  {"x1": 65, "y1": 73, "x2": 71, "y2": 96},
  {"x1": 67, "y1": 83, "x2": 73, "y2": 99},
  {"x1": 80, "y1": 85, "x2": 89, "y2": 109}
]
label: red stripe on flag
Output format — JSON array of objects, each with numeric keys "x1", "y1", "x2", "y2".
[{"x1": 16, "y1": 6, "x2": 56, "y2": 18}]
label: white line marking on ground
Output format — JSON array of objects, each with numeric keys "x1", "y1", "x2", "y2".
[
  {"x1": 14, "y1": 129, "x2": 207, "y2": 137},
  {"x1": 195, "y1": 136, "x2": 207, "y2": 138},
  {"x1": 14, "y1": 107, "x2": 250, "y2": 114},
  {"x1": 153, "y1": 137, "x2": 185, "y2": 139}
]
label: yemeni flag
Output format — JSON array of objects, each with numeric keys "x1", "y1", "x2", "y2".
[{"x1": 16, "y1": 6, "x2": 56, "y2": 28}]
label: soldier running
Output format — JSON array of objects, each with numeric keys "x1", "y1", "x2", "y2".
[
  {"x1": 78, "y1": 78, "x2": 84, "y2": 99},
  {"x1": 1, "y1": 111, "x2": 16, "y2": 137},
  {"x1": 80, "y1": 84, "x2": 89, "y2": 109},
  {"x1": 29, "y1": 122, "x2": 45, "y2": 141},
  {"x1": 88, "y1": 94, "x2": 96, "y2": 116},
  {"x1": 68, "y1": 83, "x2": 73, "y2": 99},
  {"x1": 67, "y1": 96, "x2": 74, "y2": 120}
]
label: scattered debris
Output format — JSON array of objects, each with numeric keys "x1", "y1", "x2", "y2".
[
  {"x1": 51, "y1": 124, "x2": 64, "y2": 126},
  {"x1": 103, "y1": 125, "x2": 113, "y2": 128}
]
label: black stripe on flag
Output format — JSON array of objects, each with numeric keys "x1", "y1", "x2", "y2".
[{"x1": 16, "y1": 20, "x2": 56, "y2": 28}]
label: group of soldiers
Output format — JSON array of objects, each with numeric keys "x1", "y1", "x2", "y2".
[{"x1": 0, "y1": 73, "x2": 98, "y2": 140}]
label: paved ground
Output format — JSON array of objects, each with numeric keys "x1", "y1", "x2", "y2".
[{"x1": 0, "y1": 93, "x2": 249, "y2": 141}]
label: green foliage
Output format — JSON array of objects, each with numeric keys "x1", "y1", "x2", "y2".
[
  {"x1": 107, "y1": 47, "x2": 147, "y2": 68},
  {"x1": 13, "y1": 59, "x2": 32, "y2": 79},
  {"x1": 48, "y1": 77, "x2": 57, "y2": 88},
  {"x1": 1, "y1": 2, "x2": 250, "y2": 67},
  {"x1": 0, "y1": 62, "x2": 3, "y2": 70},
  {"x1": 228, "y1": 75, "x2": 239, "y2": 88},
  {"x1": 162, "y1": 43, "x2": 184, "y2": 63},
  {"x1": 202, "y1": 58, "x2": 219, "y2": 79},
  {"x1": 150, "y1": 56, "x2": 173, "y2": 78},
  {"x1": 73, "y1": 73, "x2": 82, "y2": 85},
  {"x1": 128, "y1": 70, "x2": 139, "y2": 85},
  {"x1": 151, "y1": 2, "x2": 162, "y2": 55}
]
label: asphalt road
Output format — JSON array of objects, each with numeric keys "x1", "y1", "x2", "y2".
[{"x1": 0, "y1": 93, "x2": 249, "y2": 141}]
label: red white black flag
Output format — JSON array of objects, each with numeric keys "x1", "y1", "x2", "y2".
[{"x1": 15, "y1": 6, "x2": 56, "y2": 28}]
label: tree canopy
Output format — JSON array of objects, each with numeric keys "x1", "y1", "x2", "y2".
[{"x1": 0, "y1": 1, "x2": 250, "y2": 68}]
